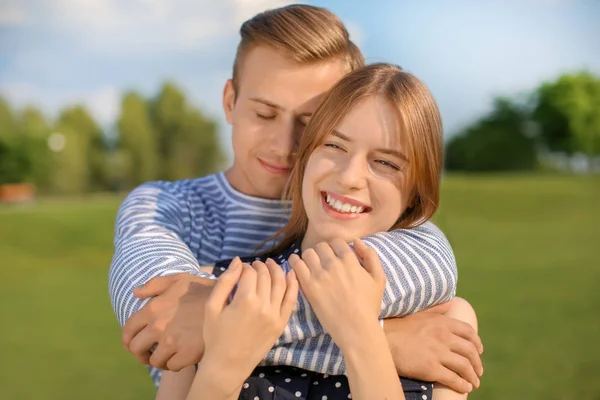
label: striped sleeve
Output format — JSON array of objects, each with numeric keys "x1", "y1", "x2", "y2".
[
  {"x1": 361, "y1": 221, "x2": 457, "y2": 318},
  {"x1": 108, "y1": 181, "x2": 215, "y2": 328}
]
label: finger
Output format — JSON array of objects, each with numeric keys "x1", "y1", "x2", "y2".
[
  {"x1": 354, "y1": 239, "x2": 384, "y2": 284},
  {"x1": 233, "y1": 263, "x2": 258, "y2": 299},
  {"x1": 300, "y1": 248, "x2": 322, "y2": 274},
  {"x1": 128, "y1": 328, "x2": 158, "y2": 365},
  {"x1": 443, "y1": 352, "x2": 480, "y2": 390},
  {"x1": 266, "y1": 258, "x2": 286, "y2": 306},
  {"x1": 434, "y1": 366, "x2": 474, "y2": 394},
  {"x1": 122, "y1": 307, "x2": 151, "y2": 349},
  {"x1": 280, "y1": 270, "x2": 299, "y2": 319},
  {"x1": 314, "y1": 242, "x2": 336, "y2": 268},
  {"x1": 206, "y1": 257, "x2": 242, "y2": 315},
  {"x1": 329, "y1": 238, "x2": 354, "y2": 260},
  {"x1": 288, "y1": 254, "x2": 311, "y2": 284},
  {"x1": 421, "y1": 301, "x2": 452, "y2": 315},
  {"x1": 252, "y1": 261, "x2": 271, "y2": 303},
  {"x1": 133, "y1": 274, "x2": 180, "y2": 298},
  {"x1": 149, "y1": 343, "x2": 176, "y2": 370},
  {"x1": 448, "y1": 319, "x2": 484, "y2": 355},
  {"x1": 449, "y1": 336, "x2": 484, "y2": 377},
  {"x1": 166, "y1": 352, "x2": 198, "y2": 373}
]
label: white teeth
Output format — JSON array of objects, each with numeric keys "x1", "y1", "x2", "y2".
[{"x1": 324, "y1": 193, "x2": 365, "y2": 214}]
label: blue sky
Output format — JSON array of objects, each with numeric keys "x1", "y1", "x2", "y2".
[{"x1": 1, "y1": 0, "x2": 599, "y2": 158}]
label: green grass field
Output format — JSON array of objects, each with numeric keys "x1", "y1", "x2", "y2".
[{"x1": 1, "y1": 175, "x2": 599, "y2": 400}]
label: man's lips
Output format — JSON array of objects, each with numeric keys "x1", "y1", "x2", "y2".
[{"x1": 258, "y1": 158, "x2": 291, "y2": 175}]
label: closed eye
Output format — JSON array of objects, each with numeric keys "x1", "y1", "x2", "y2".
[
  {"x1": 256, "y1": 113, "x2": 275, "y2": 120},
  {"x1": 324, "y1": 142, "x2": 344, "y2": 150},
  {"x1": 376, "y1": 159, "x2": 401, "y2": 171}
]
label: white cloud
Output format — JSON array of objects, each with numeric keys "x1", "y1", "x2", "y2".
[
  {"x1": 0, "y1": 82, "x2": 121, "y2": 125},
  {"x1": 0, "y1": 0, "x2": 28, "y2": 25},
  {"x1": 13, "y1": 0, "x2": 295, "y2": 54},
  {"x1": 345, "y1": 21, "x2": 365, "y2": 49}
]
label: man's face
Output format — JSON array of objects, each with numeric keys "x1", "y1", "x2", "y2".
[{"x1": 223, "y1": 45, "x2": 346, "y2": 199}]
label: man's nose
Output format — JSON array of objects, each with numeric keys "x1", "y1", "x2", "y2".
[{"x1": 268, "y1": 119, "x2": 296, "y2": 159}]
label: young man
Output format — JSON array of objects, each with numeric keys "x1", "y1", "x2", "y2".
[{"x1": 109, "y1": 4, "x2": 483, "y2": 394}]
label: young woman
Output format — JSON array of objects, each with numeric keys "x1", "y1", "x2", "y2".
[{"x1": 157, "y1": 63, "x2": 478, "y2": 400}]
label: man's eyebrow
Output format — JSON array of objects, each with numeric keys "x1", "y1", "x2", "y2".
[
  {"x1": 332, "y1": 130, "x2": 408, "y2": 162},
  {"x1": 249, "y1": 97, "x2": 284, "y2": 110}
]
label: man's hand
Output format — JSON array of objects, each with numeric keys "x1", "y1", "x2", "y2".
[
  {"x1": 384, "y1": 300, "x2": 484, "y2": 394},
  {"x1": 121, "y1": 273, "x2": 216, "y2": 371}
]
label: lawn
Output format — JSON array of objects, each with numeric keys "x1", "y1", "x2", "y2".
[{"x1": 1, "y1": 175, "x2": 599, "y2": 400}]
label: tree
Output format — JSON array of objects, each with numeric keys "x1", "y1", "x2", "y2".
[
  {"x1": 445, "y1": 97, "x2": 538, "y2": 172},
  {"x1": 533, "y1": 71, "x2": 600, "y2": 169},
  {"x1": 117, "y1": 91, "x2": 158, "y2": 187},
  {"x1": 56, "y1": 106, "x2": 109, "y2": 192},
  {"x1": 18, "y1": 107, "x2": 53, "y2": 190},
  {"x1": 149, "y1": 82, "x2": 224, "y2": 181},
  {"x1": 0, "y1": 97, "x2": 18, "y2": 138}
]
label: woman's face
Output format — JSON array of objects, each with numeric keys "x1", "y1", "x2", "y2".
[{"x1": 302, "y1": 96, "x2": 412, "y2": 249}]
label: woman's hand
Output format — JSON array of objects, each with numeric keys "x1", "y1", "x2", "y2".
[
  {"x1": 288, "y1": 238, "x2": 386, "y2": 349},
  {"x1": 200, "y1": 257, "x2": 299, "y2": 389}
]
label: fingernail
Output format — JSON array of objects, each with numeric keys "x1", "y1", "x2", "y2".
[
  {"x1": 230, "y1": 259, "x2": 241, "y2": 270},
  {"x1": 468, "y1": 383, "x2": 473, "y2": 392},
  {"x1": 476, "y1": 378, "x2": 480, "y2": 387},
  {"x1": 133, "y1": 284, "x2": 144, "y2": 291}
]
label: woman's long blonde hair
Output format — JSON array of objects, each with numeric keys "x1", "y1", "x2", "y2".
[{"x1": 269, "y1": 63, "x2": 443, "y2": 255}]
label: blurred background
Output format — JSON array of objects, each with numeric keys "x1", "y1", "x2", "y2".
[{"x1": 0, "y1": 0, "x2": 598, "y2": 399}]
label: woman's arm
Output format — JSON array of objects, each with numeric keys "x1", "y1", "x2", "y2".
[
  {"x1": 341, "y1": 320, "x2": 405, "y2": 399},
  {"x1": 160, "y1": 257, "x2": 299, "y2": 400},
  {"x1": 289, "y1": 239, "x2": 405, "y2": 400},
  {"x1": 156, "y1": 368, "x2": 195, "y2": 400}
]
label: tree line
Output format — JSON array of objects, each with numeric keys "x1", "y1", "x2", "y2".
[
  {"x1": 0, "y1": 82, "x2": 226, "y2": 194},
  {"x1": 446, "y1": 71, "x2": 600, "y2": 172},
  {"x1": 1, "y1": 71, "x2": 598, "y2": 195}
]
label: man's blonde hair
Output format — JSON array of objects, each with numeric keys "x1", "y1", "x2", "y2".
[{"x1": 232, "y1": 4, "x2": 365, "y2": 93}]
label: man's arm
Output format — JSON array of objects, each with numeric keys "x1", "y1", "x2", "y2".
[
  {"x1": 361, "y1": 222, "x2": 483, "y2": 393},
  {"x1": 108, "y1": 181, "x2": 214, "y2": 328},
  {"x1": 362, "y1": 221, "x2": 457, "y2": 317}
]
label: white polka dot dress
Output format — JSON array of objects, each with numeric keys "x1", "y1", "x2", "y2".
[{"x1": 235, "y1": 365, "x2": 433, "y2": 400}]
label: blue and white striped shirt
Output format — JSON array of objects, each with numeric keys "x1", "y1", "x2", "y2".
[{"x1": 108, "y1": 172, "x2": 457, "y2": 387}]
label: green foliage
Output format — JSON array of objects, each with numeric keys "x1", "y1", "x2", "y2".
[
  {"x1": 57, "y1": 106, "x2": 110, "y2": 192},
  {"x1": 446, "y1": 98, "x2": 538, "y2": 171},
  {"x1": 533, "y1": 71, "x2": 600, "y2": 166},
  {"x1": 148, "y1": 82, "x2": 224, "y2": 181},
  {"x1": 0, "y1": 138, "x2": 33, "y2": 184},
  {"x1": 117, "y1": 91, "x2": 158, "y2": 187}
]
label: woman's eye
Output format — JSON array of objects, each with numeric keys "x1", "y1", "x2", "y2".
[
  {"x1": 324, "y1": 142, "x2": 343, "y2": 150},
  {"x1": 256, "y1": 113, "x2": 275, "y2": 120},
  {"x1": 376, "y1": 159, "x2": 401, "y2": 171}
]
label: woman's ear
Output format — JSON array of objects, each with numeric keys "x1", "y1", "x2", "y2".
[{"x1": 222, "y1": 79, "x2": 236, "y2": 125}]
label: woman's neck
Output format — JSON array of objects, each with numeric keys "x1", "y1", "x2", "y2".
[{"x1": 300, "y1": 224, "x2": 321, "y2": 252}]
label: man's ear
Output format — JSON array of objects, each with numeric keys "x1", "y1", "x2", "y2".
[{"x1": 222, "y1": 79, "x2": 236, "y2": 125}]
